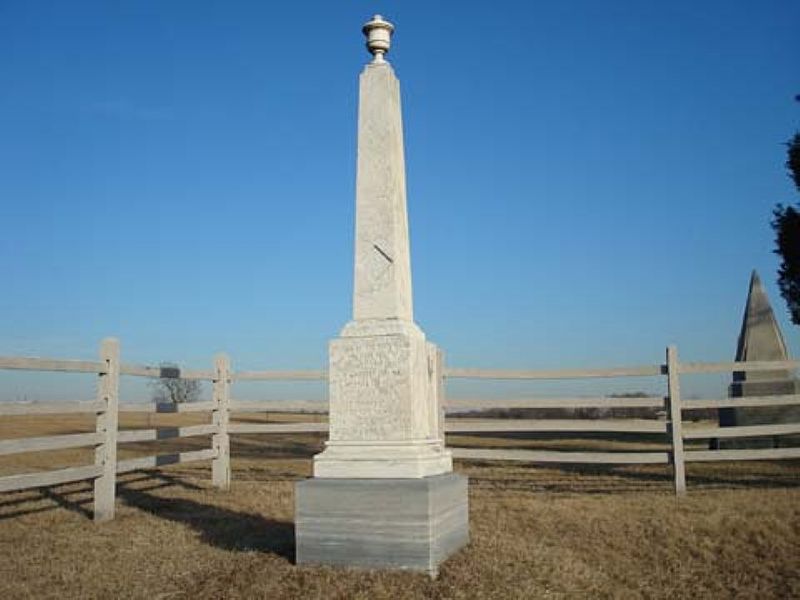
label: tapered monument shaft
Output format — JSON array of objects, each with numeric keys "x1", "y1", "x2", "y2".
[
  {"x1": 353, "y1": 60, "x2": 414, "y2": 322},
  {"x1": 295, "y1": 16, "x2": 469, "y2": 575},
  {"x1": 312, "y1": 15, "x2": 452, "y2": 478}
]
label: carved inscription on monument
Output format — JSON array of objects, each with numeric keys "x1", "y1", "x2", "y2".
[{"x1": 329, "y1": 335, "x2": 415, "y2": 441}]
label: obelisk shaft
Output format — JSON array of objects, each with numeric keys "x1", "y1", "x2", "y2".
[
  {"x1": 295, "y1": 16, "x2": 469, "y2": 574},
  {"x1": 313, "y1": 15, "x2": 451, "y2": 478},
  {"x1": 352, "y1": 62, "x2": 414, "y2": 322}
]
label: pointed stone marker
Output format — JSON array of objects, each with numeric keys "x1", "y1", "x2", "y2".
[
  {"x1": 717, "y1": 271, "x2": 800, "y2": 448},
  {"x1": 732, "y1": 271, "x2": 792, "y2": 368},
  {"x1": 295, "y1": 16, "x2": 468, "y2": 575}
]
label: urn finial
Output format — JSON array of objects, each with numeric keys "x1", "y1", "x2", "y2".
[{"x1": 362, "y1": 14, "x2": 394, "y2": 63}]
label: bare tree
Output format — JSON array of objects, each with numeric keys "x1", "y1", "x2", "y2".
[{"x1": 149, "y1": 363, "x2": 201, "y2": 404}]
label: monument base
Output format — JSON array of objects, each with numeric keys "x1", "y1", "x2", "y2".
[
  {"x1": 714, "y1": 379, "x2": 800, "y2": 449},
  {"x1": 313, "y1": 440, "x2": 452, "y2": 478},
  {"x1": 295, "y1": 473, "x2": 469, "y2": 575}
]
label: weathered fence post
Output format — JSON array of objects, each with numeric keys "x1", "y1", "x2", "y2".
[
  {"x1": 212, "y1": 353, "x2": 231, "y2": 490},
  {"x1": 94, "y1": 337, "x2": 120, "y2": 521},
  {"x1": 666, "y1": 345, "x2": 686, "y2": 495}
]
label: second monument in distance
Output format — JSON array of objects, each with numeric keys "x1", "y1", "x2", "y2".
[{"x1": 295, "y1": 15, "x2": 469, "y2": 575}]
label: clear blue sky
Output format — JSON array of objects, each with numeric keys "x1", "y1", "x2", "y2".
[{"x1": 1, "y1": 1, "x2": 798, "y2": 400}]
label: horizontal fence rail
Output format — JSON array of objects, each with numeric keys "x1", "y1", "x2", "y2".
[
  {"x1": 685, "y1": 447, "x2": 800, "y2": 462},
  {"x1": 1, "y1": 339, "x2": 798, "y2": 523},
  {"x1": 451, "y1": 448, "x2": 670, "y2": 465},
  {"x1": 0, "y1": 401, "x2": 104, "y2": 416},
  {"x1": 119, "y1": 401, "x2": 216, "y2": 414},
  {"x1": 682, "y1": 394, "x2": 800, "y2": 410},
  {"x1": 0, "y1": 357, "x2": 106, "y2": 374},
  {"x1": 230, "y1": 400, "x2": 329, "y2": 413},
  {"x1": 445, "y1": 418, "x2": 666, "y2": 434},
  {"x1": 444, "y1": 365, "x2": 663, "y2": 380},
  {"x1": 0, "y1": 465, "x2": 104, "y2": 494},
  {"x1": 683, "y1": 422, "x2": 800, "y2": 440},
  {"x1": 229, "y1": 422, "x2": 329, "y2": 434},
  {"x1": 0, "y1": 432, "x2": 104, "y2": 457},
  {"x1": 446, "y1": 396, "x2": 664, "y2": 410},
  {"x1": 232, "y1": 370, "x2": 327, "y2": 381},
  {"x1": 678, "y1": 359, "x2": 800, "y2": 375},
  {"x1": 116, "y1": 449, "x2": 217, "y2": 474},
  {"x1": 117, "y1": 424, "x2": 219, "y2": 444},
  {"x1": 120, "y1": 364, "x2": 215, "y2": 380}
]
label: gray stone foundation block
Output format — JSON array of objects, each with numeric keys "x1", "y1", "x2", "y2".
[
  {"x1": 715, "y1": 379, "x2": 800, "y2": 449},
  {"x1": 295, "y1": 473, "x2": 469, "y2": 574}
]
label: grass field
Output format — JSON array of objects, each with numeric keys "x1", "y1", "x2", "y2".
[{"x1": 0, "y1": 413, "x2": 798, "y2": 598}]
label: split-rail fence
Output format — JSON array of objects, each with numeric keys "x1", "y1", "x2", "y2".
[{"x1": 0, "y1": 339, "x2": 798, "y2": 520}]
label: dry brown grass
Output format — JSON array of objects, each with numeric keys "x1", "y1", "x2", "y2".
[{"x1": 0, "y1": 414, "x2": 799, "y2": 599}]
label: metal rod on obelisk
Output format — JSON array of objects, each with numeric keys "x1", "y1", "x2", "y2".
[{"x1": 295, "y1": 15, "x2": 469, "y2": 575}]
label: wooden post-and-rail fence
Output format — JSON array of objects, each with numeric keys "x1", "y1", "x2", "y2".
[
  {"x1": 0, "y1": 338, "x2": 233, "y2": 521},
  {"x1": 0, "y1": 339, "x2": 799, "y2": 521}
]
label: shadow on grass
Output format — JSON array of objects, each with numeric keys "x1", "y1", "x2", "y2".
[
  {"x1": 117, "y1": 484, "x2": 295, "y2": 562},
  {"x1": 559, "y1": 463, "x2": 800, "y2": 491},
  {"x1": 0, "y1": 470, "x2": 204, "y2": 521},
  {"x1": 0, "y1": 482, "x2": 95, "y2": 520},
  {"x1": 462, "y1": 459, "x2": 800, "y2": 494},
  {"x1": 0, "y1": 485, "x2": 95, "y2": 520}
]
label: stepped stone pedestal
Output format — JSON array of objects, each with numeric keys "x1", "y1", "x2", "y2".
[
  {"x1": 294, "y1": 15, "x2": 468, "y2": 575},
  {"x1": 715, "y1": 271, "x2": 800, "y2": 449}
]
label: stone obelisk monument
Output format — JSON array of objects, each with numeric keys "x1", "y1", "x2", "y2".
[
  {"x1": 716, "y1": 270, "x2": 800, "y2": 448},
  {"x1": 295, "y1": 15, "x2": 469, "y2": 574}
]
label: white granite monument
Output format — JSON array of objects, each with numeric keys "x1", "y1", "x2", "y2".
[{"x1": 295, "y1": 15, "x2": 469, "y2": 574}]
